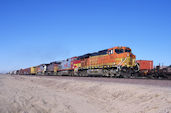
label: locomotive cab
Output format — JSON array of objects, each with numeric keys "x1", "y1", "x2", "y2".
[
  {"x1": 108, "y1": 47, "x2": 132, "y2": 55},
  {"x1": 114, "y1": 48, "x2": 131, "y2": 54},
  {"x1": 108, "y1": 47, "x2": 136, "y2": 67}
]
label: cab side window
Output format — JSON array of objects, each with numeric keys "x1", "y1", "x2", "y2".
[
  {"x1": 115, "y1": 49, "x2": 120, "y2": 54},
  {"x1": 111, "y1": 50, "x2": 113, "y2": 54},
  {"x1": 108, "y1": 50, "x2": 114, "y2": 55},
  {"x1": 125, "y1": 49, "x2": 131, "y2": 52}
]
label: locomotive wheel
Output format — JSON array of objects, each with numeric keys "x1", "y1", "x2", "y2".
[
  {"x1": 110, "y1": 69, "x2": 118, "y2": 77},
  {"x1": 79, "y1": 70, "x2": 88, "y2": 77},
  {"x1": 103, "y1": 69, "x2": 110, "y2": 77},
  {"x1": 79, "y1": 71, "x2": 83, "y2": 77},
  {"x1": 83, "y1": 70, "x2": 88, "y2": 77},
  {"x1": 120, "y1": 67, "x2": 131, "y2": 78},
  {"x1": 114, "y1": 72, "x2": 121, "y2": 78}
]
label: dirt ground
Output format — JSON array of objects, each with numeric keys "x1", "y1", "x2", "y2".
[{"x1": 0, "y1": 74, "x2": 171, "y2": 113}]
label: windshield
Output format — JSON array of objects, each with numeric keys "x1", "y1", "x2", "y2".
[
  {"x1": 115, "y1": 49, "x2": 131, "y2": 54},
  {"x1": 115, "y1": 49, "x2": 124, "y2": 54},
  {"x1": 125, "y1": 49, "x2": 131, "y2": 53}
]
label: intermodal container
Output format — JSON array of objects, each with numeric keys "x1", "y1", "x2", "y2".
[{"x1": 136, "y1": 60, "x2": 153, "y2": 70}]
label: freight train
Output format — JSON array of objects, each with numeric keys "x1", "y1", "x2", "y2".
[{"x1": 10, "y1": 46, "x2": 171, "y2": 79}]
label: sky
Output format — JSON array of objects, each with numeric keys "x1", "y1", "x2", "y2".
[{"x1": 0, "y1": 0, "x2": 171, "y2": 73}]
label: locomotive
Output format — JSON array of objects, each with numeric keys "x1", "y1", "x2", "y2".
[
  {"x1": 75, "y1": 46, "x2": 139, "y2": 77},
  {"x1": 14, "y1": 46, "x2": 139, "y2": 78}
]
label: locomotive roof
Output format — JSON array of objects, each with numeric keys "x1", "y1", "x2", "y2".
[
  {"x1": 78, "y1": 49, "x2": 108, "y2": 59},
  {"x1": 50, "y1": 61, "x2": 62, "y2": 64}
]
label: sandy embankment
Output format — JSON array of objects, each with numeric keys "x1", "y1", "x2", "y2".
[{"x1": 0, "y1": 75, "x2": 171, "y2": 113}]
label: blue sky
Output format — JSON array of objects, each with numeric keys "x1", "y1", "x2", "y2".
[{"x1": 0, "y1": 0, "x2": 171, "y2": 73}]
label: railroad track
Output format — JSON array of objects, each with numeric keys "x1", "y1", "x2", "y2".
[{"x1": 18, "y1": 74, "x2": 171, "y2": 88}]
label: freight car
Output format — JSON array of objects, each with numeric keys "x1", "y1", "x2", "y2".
[
  {"x1": 162, "y1": 65, "x2": 171, "y2": 79},
  {"x1": 9, "y1": 70, "x2": 19, "y2": 75},
  {"x1": 19, "y1": 68, "x2": 31, "y2": 75},
  {"x1": 147, "y1": 65, "x2": 171, "y2": 79},
  {"x1": 136, "y1": 60, "x2": 171, "y2": 79},
  {"x1": 136, "y1": 60, "x2": 153, "y2": 77}
]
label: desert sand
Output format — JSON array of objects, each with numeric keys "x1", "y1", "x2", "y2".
[{"x1": 0, "y1": 74, "x2": 171, "y2": 113}]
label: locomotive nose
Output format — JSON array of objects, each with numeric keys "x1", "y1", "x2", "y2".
[{"x1": 126, "y1": 53, "x2": 135, "y2": 67}]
